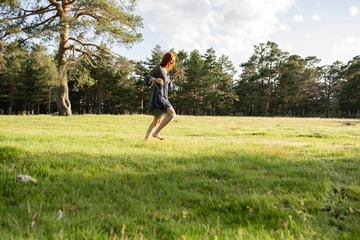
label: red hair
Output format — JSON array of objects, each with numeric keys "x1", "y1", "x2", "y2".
[{"x1": 158, "y1": 52, "x2": 176, "y2": 71}]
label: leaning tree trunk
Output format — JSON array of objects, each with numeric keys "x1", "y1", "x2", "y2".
[
  {"x1": 57, "y1": 48, "x2": 72, "y2": 115},
  {"x1": 55, "y1": 2, "x2": 72, "y2": 116}
]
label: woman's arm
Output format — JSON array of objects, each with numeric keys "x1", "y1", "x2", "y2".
[
  {"x1": 145, "y1": 66, "x2": 164, "y2": 86},
  {"x1": 171, "y1": 69, "x2": 185, "y2": 81},
  {"x1": 149, "y1": 77, "x2": 164, "y2": 85}
]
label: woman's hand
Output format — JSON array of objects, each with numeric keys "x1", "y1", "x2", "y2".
[
  {"x1": 156, "y1": 78, "x2": 164, "y2": 85},
  {"x1": 172, "y1": 69, "x2": 185, "y2": 79},
  {"x1": 175, "y1": 69, "x2": 185, "y2": 76}
]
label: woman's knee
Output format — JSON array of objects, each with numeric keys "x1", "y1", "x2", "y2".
[{"x1": 169, "y1": 109, "x2": 176, "y2": 119}]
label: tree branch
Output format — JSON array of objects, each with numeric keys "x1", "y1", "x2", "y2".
[
  {"x1": 72, "y1": 9, "x2": 102, "y2": 20},
  {"x1": 70, "y1": 47, "x2": 98, "y2": 68},
  {"x1": 68, "y1": 37, "x2": 119, "y2": 57},
  {"x1": 68, "y1": 37, "x2": 102, "y2": 49},
  {"x1": 21, "y1": 15, "x2": 58, "y2": 32},
  {"x1": 18, "y1": 4, "x2": 53, "y2": 13},
  {"x1": 1, "y1": 8, "x2": 57, "y2": 22},
  {"x1": 18, "y1": 17, "x2": 58, "y2": 44},
  {"x1": 0, "y1": 15, "x2": 58, "y2": 40},
  {"x1": 66, "y1": 44, "x2": 115, "y2": 69}
]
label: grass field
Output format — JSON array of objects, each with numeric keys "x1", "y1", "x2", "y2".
[{"x1": 0, "y1": 115, "x2": 359, "y2": 239}]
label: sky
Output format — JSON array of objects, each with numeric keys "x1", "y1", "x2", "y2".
[{"x1": 116, "y1": 0, "x2": 360, "y2": 69}]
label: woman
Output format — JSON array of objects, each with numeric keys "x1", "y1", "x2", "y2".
[{"x1": 144, "y1": 52, "x2": 184, "y2": 140}]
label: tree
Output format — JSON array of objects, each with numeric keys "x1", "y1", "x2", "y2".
[
  {"x1": 170, "y1": 49, "x2": 187, "y2": 113},
  {"x1": 340, "y1": 56, "x2": 360, "y2": 117},
  {"x1": 201, "y1": 48, "x2": 218, "y2": 115},
  {"x1": 1, "y1": 0, "x2": 143, "y2": 115},
  {"x1": 110, "y1": 59, "x2": 138, "y2": 114},
  {"x1": 237, "y1": 41, "x2": 284, "y2": 116},
  {"x1": 296, "y1": 56, "x2": 322, "y2": 116},
  {"x1": 133, "y1": 60, "x2": 147, "y2": 113},
  {"x1": 181, "y1": 50, "x2": 204, "y2": 115},
  {"x1": 145, "y1": 44, "x2": 164, "y2": 68},
  {"x1": 27, "y1": 44, "x2": 58, "y2": 114},
  {"x1": 203, "y1": 53, "x2": 237, "y2": 116},
  {"x1": 257, "y1": 41, "x2": 284, "y2": 116},
  {"x1": 0, "y1": 41, "x2": 28, "y2": 114},
  {"x1": 214, "y1": 55, "x2": 238, "y2": 115},
  {"x1": 321, "y1": 61, "x2": 344, "y2": 118},
  {"x1": 235, "y1": 55, "x2": 261, "y2": 116},
  {"x1": 277, "y1": 55, "x2": 305, "y2": 116}
]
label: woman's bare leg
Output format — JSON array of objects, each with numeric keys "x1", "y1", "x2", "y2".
[
  {"x1": 144, "y1": 116, "x2": 162, "y2": 140},
  {"x1": 153, "y1": 107, "x2": 176, "y2": 140}
]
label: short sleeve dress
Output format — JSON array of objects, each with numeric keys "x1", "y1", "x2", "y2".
[{"x1": 145, "y1": 65, "x2": 176, "y2": 116}]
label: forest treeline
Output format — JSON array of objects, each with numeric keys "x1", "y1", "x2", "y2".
[{"x1": 0, "y1": 41, "x2": 359, "y2": 117}]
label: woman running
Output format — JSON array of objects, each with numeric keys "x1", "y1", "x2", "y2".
[{"x1": 144, "y1": 52, "x2": 184, "y2": 140}]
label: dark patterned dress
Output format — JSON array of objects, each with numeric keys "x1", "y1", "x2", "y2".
[{"x1": 145, "y1": 65, "x2": 176, "y2": 116}]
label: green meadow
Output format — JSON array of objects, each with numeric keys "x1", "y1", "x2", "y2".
[{"x1": 0, "y1": 115, "x2": 359, "y2": 239}]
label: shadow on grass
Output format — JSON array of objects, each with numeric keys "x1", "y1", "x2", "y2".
[{"x1": 1, "y1": 148, "x2": 360, "y2": 239}]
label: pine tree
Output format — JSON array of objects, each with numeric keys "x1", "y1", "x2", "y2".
[
  {"x1": 237, "y1": 41, "x2": 284, "y2": 116},
  {"x1": 296, "y1": 56, "x2": 322, "y2": 116},
  {"x1": 27, "y1": 44, "x2": 58, "y2": 114},
  {"x1": 134, "y1": 60, "x2": 148, "y2": 113},
  {"x1": 145, "y1": 45, "x2": 165, "y2": 69},
  {"x1": 235, "y1": 55, "x2": 261, "y2": 116},
  {"x1": 214, "y1": 55, "x2": 238, "y2": 115},
  {"x1": 170, "y1": 49, "x2": 188, "y2": 113},
  {"x1": 321, "y1": 61, "x2": 344, "y2": 118},
  {"x1": 340, "y1": 56, "x2": 360, "y2": 117},
  {"x1": 201, "y1": 48, "x2": 218, "y2": 115},
  {"x1": 277, "y1": 54, "x2": 305, "y2": 116},
  {"x1": 0, "y1": 41, "x2": 28, "y2": 114},
  {"x1": 181, "y1": 50, "x2": 204, "y2": 115}
]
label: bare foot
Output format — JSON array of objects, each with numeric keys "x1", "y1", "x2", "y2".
[{"x1": 152, "y1": 134, "x2": 165, "y2": 140}]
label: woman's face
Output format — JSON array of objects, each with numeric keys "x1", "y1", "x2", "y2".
[
  {"x1": 168, "y1": 56, "x2": 175, "y2": 69},
  {"x1": 170, "y1": 56, "x2": 175, "y2": 65}
]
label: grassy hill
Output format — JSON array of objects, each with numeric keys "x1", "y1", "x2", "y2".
[{"x1": 0, "y1": 115, "x2": 359, "y2": 239}]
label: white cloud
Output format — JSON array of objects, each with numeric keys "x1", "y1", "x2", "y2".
[
  {"x1": 137, "y1": 0, "x2": 295, "y2": 66},
  {"x1": 312, "y1": 14, "x2": 321, "y2": 21},
  {"x1": 333, "y1": 36, "x2": 360, "y2": 56},
  {"x1": 293, "y1": 14, "x2": 303, "y2": 22},
  {"x1": 349, "y1": 6, "x2": 359, "y2": 16}
]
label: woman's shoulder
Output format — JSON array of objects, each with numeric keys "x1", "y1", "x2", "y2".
[
  {"x1": 151, "y1": 64, "x2": 161, "y2": 72},
  {"x1": 147, "y1": 65, "x2": 161, "y2": 74}
]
